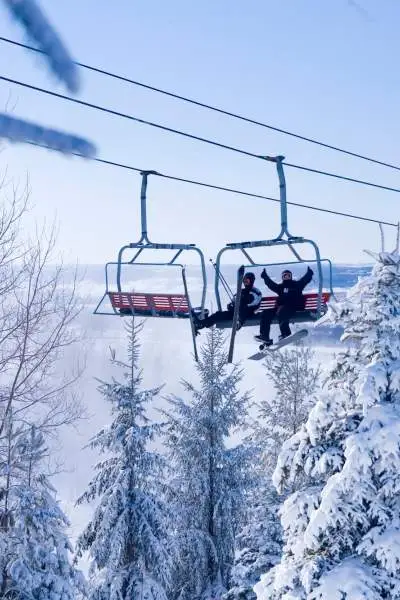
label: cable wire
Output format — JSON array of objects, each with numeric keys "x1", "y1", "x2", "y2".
[
  {"x1": 24, "y1": 139, "x2": 397, "y2": 228},
  {"x1": 1, "y1": 34, "x2": 399, "y2": 173},
  {"x1": 2, "y1": 75, "x2": 400, "y2": 195}
]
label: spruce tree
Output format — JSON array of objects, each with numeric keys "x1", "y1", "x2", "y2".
[
  {"x1": 163, "y1": 328, "x2": 251, "y2": 600},
  {"x1": 0, "y1": 426, "x2": 85, "y2": 600},
  {"x1": 226, "y1": 346, "x2": 320, "y2": 600},
  {"x1": 256, "y1": 251, "x2": 400, "y2": 599},
  {"x1": 76, "y1": 320, "x2": 171, "y2": 600}
]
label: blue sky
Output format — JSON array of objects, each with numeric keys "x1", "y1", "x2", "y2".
[{"x1": 0, "y1": 0, "x2": 399, "y2": 265}]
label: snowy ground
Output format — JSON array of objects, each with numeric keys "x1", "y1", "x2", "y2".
[{"x1": 52, "y1": 263, "x2": 361, "y2": 566}]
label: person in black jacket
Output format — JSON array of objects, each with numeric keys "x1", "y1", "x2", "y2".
[
  {"x1": 256, "y1": 266, "x2": 313, "y2": 345},
  {"x1": 193, "y1": 272, "x2": 262, "y2": 334}
]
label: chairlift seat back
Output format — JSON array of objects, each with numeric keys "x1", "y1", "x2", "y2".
[
  {"x1": 216, "y1": 291, "x2": 330, "y2": 329},
  {"x1": 108, "y1": 291, "x2": 191, "y2": 317}
]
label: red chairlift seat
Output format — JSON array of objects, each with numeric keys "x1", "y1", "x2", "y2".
[
  {"x1": 257, "y1": 291, "x2": 331, "y2": 314},
  {"x1": 109, "y1": 291, "x2": 191, "y2": 317},
  {"x1": 215, "y1": 292, "x2": 331, "y2": 329}
]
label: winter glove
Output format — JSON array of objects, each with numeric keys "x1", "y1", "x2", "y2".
[
  {"x1": 261, "y1": 268, "x2": 267, "y2": 280},
  {"x1": 227, "y1": 302, "x2": 234, "y2": 311},
  {"x1": 307, "y1": 266, "x2": 314, "y2": 275}
]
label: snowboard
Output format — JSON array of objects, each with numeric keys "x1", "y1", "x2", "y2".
[{"x1": 248, "y1": 329, "x2": 308, "y2": 360}]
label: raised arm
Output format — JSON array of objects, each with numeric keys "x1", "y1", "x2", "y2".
[
  {"x1": 261, "y1": 269, "x2": 280, "y2": 294},
  {"x1": 298, "y1": 266, "x2": 314, "y2": 290}
]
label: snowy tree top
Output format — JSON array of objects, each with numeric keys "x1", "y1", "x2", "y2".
[{"x1": 256, "y1": 250, "x2": 400, "y2": 599}]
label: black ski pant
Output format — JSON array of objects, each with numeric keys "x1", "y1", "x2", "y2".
[
  {"x1": 200, "y1": 307, "x2": 254, "y2": 328},
  {"x1": 260, "y1": 305, "x2": 296, "y2": 339}
]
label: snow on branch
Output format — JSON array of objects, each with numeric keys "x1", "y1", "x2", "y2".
[
  {"x1": 255, "y1": 250, "x2": 400, "y2": 599},
  {"x1": 309, "y1": 558, "x2": 381, "y2": 600},
  {"x1": 0, "y1": 114, "x2": 96, "y2": 157},
  {"x1": 1, "y1": 1, "x2": 98, "y2": 157},
  {"x1": 2, "y1": 0, "x2": 79, "y2": 93}
]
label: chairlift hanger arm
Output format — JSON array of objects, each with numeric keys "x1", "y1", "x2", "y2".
[
  {"x1": 111, "y1": 170, "x2": 208, "y2": 311},
  {"x1": 129, "y1": 247, "x2": 144, "y2": 263},
  {"x1": 288, "y1": 243, "x2": 303, "y2": 261},
  {"x1": 138, "y1": 170, "x2": 159, "y2": 244},
  {"x1": 240, "y1": 248, "x2": 255, "y2": 265},
  {"x1": 169, "y1": 249, "x2": 183, "y2": 264},
  {"x1": 214, "y1": 156, "x2": 327, "y2": 313},
  {"x1": 137, "y1": 170, "x2": 198, "y2": 250},
  {"x1": 262, "y1": 155, "x2": 295, "y2": 240}
]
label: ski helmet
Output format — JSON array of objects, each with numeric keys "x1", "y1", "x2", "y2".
[{"x1": 243, "y1": 272, "x2": 255, "y2": 284}]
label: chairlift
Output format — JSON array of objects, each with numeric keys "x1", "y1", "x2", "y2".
[
  {"x1": 211, "y1": 156, "x2": 334, "y2": 362},
  {"x1": 94, "y1": 170, "x2": 207, "y2": 360}
]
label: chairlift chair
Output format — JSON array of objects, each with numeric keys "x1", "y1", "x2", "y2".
[
  {"x1": 211, "y1": 156, "x2": 334, "y2": 362},
  {"x1": 94, "y1": 171, "x2": 207, "y2": 361},
  {"x1": 215, "y1": 259, "x2": 333, "y2": 329}
]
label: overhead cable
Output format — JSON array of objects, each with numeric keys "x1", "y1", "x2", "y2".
[
  {"x1": 1, "y1": 34, "x2": 399, "y2": 172},
  {"x1": 24, "y1": 139, "x2": 398, "y2": 228},
  {"x1": 2, "y1": 75, "x2": 400, "y2": 195}
]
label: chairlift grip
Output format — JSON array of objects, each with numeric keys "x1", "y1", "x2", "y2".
[{"x1": 139, "y1": 171, "x2": 152, "y2": 243}]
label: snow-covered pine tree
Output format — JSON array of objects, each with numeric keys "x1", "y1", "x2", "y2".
[
  {"x1": 163, "y1": 327, "x2": 251, "y2": 600},
  {"x1": 75, "y1": 319, "x2": 171, "y2": 600},
  {"x1": 255, "y1": 346, "x2": 321, "y2": 473},
  {"x1": 0, "y1": 425, "x2": 86, "y2": 600},
  {"x1": 255, "y1": 250, "x2": 400, "y2": 599},
  {"x1": 226, "y1": 346, "x2": 321, "y2": 600},
  {"x1": 223, "y1": 485, "x2": 281, "y2": 600}
]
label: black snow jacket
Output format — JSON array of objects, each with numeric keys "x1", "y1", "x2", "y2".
[
  {"x1": 261, "y1": 268, "x2": 313, "y2": 310},
  {"x1": 228, "y1": 286, "x2": 262, "y2": 315}
]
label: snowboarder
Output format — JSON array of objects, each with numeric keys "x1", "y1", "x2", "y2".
[
  {"x1": 255, "y1": 267, "x2": 313, "y2": 345},
  {"x1": 193, "y1": 272, "x2": 262, "y2": 333}
]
